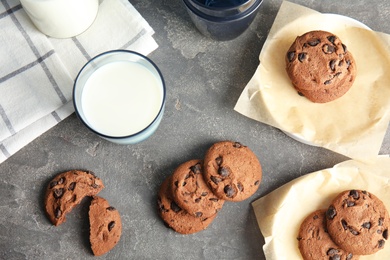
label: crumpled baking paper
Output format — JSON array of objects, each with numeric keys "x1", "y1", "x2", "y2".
[
  {"x1": 234, "y1": 1, "x2": 390, "y2": 159},
  {"x1": 252, "y1": 156, "x2": 390, "y2": 260}
]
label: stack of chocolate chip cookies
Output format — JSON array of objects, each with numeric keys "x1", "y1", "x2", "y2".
[
  {"x1": 298, "y1": 190, "x2": 389, "y2": 259},
  {"x1": 157, "y1": 141, "x2": 262, "y2": 234}
]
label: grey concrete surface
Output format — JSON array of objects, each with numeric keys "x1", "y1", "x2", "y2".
[{"x1": 1, "y1": 0, "x2": 389, "y2": 259}]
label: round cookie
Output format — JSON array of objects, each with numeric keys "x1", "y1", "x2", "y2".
[
  {"x1": 298, "y1": 209, "x2": 359, "y2": 260},
  {"x1": 44, "y1": 170, "x2": 104, "y2": 226},
  {"x1": 203, "y1": 141, "x2": 262, "y2": 202},
  {"x1": 326, "y1": 190, "x2": 390, "y2": 255},
  {"x1": 170, "y1": 159, "x2": 224, "y2": 218},
  {"x1": 157, "y1": 176, "x2": 217, "y2": 235},
  {"x1": 89, "y1": 196, "x2": 122, "y2": 256},
  {"x1": 285, "y1": 30, "x2": 356, "y2": 103}
]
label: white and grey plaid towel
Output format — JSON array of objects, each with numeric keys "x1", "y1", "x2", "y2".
[{"x1": 0, "y1": 0, "x2": 158, "y2": 163}]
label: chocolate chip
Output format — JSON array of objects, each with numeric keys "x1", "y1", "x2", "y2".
[
  {"x1": 174, "y1": 181, "x2": 179, "y2": 187},
  {"x1": 341, "y1": 219, "x2": 348, "y2": 230},
  {"x1": 324, "y1": 79, "x2": 332, "y2": 85},
  {"x1": 350, "y1": 228, "x2": 359, "y2": 235},
  {"x1": 49, "y1": 181, "x2": 58, "y2": 189},
  {"x1": 383, "y1": 229, "x2": 388, "y2": 240},
  {"x1": 345, "y1": 200, "x2": 355, "y2": 207},
  {"x1": 346, "y1": 253, "x2": 353, "y2": 260},
  {"x1": 201, "y1": 192, "x2": 208, "y2": 196},
  {"x1": 313, "y1": 215, "x2": 319, "y2": 220},
  {"x1": 92, "y1": 183, "x2": 99, "y2": 189},
  {"x1": 195, "y1": 212, "x2": 203, "y2": 217},
  {"x1": 170, "y1": 201, "x2": 181, "y2": 213},
  {"x1": 55, "y1": 207, "x2": 62, "y2": 219},
  {"x1": 379, "y1": 239, "x2": 385, "y2": 248},
  {"x1": 53, "y1": 188, "x2": 64, "y2": 199},
  {"x1": 254, "y1": 180, "x2": 260, "y2": 186},
  {"x1": 327, "y1": 206, "x2": 337, "y2": 219},
  {"x1": 190, "y1": 163, "x2": 202, "y2": 174},
  {"x1": 108, "y1": 221, "x2": 115, "y2": 232},
  {"x1": 157, "y1": 197, "x2": 166, "y2": 212},
  {"x1": 233, "y1": 142, "x2": 243, "y2": 148},
  {"x1": 209, "y1": 198, "x2": 219, "y2": 202},
  {"x1": 215, "y1": 156, "x2": 223, "y2": 166},
  {"x1": 218, "y1": 167, "x2": 230, "y2": 177},
  {"x1": 341, "y1": 220, "x2": 359, "y2": 235},
  {"x1": 322, "y1": 44, "x2": 335, "y2": 54},
  {"x1": 362, "y1": 222, "x2": 371, "y2": 229},
  {"x1": 237, "y1": 182, "x2": 244, "y2": 192},
  {"x1": 298, "y1": 52, "x2": 307, "y2": 62},
  {"x1": 211, "y1": 176, "x2": 222, "y2": 184},
  {"x1": 87, "y1": 171, "x2": 96, "y2": 177},
  {"x1": 287, "y1": 51, "x2": 295, "y2": 62},
  {"x1": 379, "y1": 218, "x2": 384, "y2": 226},
  {"x1": 329, "y1": 60, "x2": 337, "y2": 71},
  {"x1": 195, "y1": 198, "x2": 201, "y2": 203},
  {"x1": 307, "y1": 39, "x2": 320, "y2": 46},
  {"x1": 342, "y1": 44, "x2": 348, "y2": 53},
  {"x1": 349, "y1": 190, "x2": 359, "y2": 199},
  {"x1": 107, "y1": 206, "x2": 116, "y2": 211},
  {"x1": 327, "y1": 35, "x2": 336, "y2": 44},
  {"x1": 327, "y1": 248, "x2": 339, "y2": 256},
  {"x1": 68, "y1": 182, "x2": 76, "y2": 191},
  {"x1": 224, "y1": 185, "x2": 235, "y2": 198},
  {"x1": 58, "y1": 177, "x2": 65, "y2": 185},
  {"x1": 346, "y1": 60, "x2": 351, "y2": 69},
  {"x1": 297, "y1": 91, "x2": 304, "y2": 97}
]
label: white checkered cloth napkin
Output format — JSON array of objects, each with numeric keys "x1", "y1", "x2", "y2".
[{"x1": 0, "y1": 0, "x2": 158, "y2": 164}]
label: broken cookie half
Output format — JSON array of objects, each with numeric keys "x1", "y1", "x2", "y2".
[
  {"x1": 44, "y1": 170, "x2": 104, "y2": 226},
  {"x1": 89, "y1": 196, "x2": 122, "y2": 256}
]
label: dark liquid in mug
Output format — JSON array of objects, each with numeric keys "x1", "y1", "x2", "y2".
[{"x1": 195, "y1": 0, "x2": 248, "y2": 7}]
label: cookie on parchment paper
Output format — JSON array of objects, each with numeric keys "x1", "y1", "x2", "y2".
[
  {"x1": 285, "y1": 30, "x2": 356, "y2": 103},
  {"x1": 326, "y1": 190, "x2": 389, "y2": 255},
  {"x1": 298, "y1": 209, "x2": 359, "y2": 260}
]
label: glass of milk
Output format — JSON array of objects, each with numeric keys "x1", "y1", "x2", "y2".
[
  {"x1": 73, "y1": 50, "x2": 166, "y2": 144},
  {"x1": 20, "y1": 0, "x2": 99, "y2": 38}
]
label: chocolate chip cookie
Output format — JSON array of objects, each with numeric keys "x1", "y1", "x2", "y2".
[
  {"x1": 326, "y1": 190, "x2": 389, "y2": 255},
  {"x1": 285, "y1": 30, "x2": 356, "y2": 103},
  {"x1": 89, "y1": 196, "x2": 122, "y2": 256},
  {"x1": 44, "y1": 170, "x2": 104, "y2": 226},
  {"x1": 170, "y1": 159, "x2": 224, "y2": 218},
  {"x1": 157, "y1": 176, "x2": 217, "y2": 234},
  {"x1": 203, "y1": 141, "x2": 262, "y2": 202},
  {"x1": 298, "y1": 209, "x2": 359, "y2": 260}
]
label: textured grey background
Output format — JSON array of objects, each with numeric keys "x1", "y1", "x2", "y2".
[{"x1": 1, "y1": 0, "x2": 389, "y2": 259}]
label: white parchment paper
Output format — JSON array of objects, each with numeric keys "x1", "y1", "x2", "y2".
[
  {"x1": 234, "y1": 1, "x2": 390, "y2": 159},
  {"x1": 252, "y1": 156, "x2": 390, "y2": 259}
]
